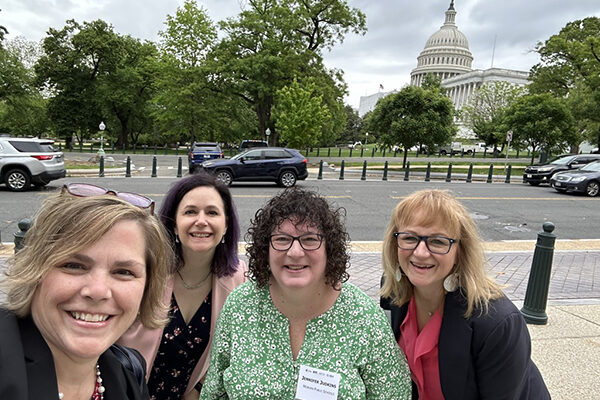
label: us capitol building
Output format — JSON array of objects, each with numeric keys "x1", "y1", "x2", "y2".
[{"x1": 359, "y1": 1, "x2": 530, "y2": 136}]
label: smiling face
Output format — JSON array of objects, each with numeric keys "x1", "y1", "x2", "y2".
[
  {"x1": 31, "y1": 219, "x2": 147, "y2": 363},
  {"x1": 268, "y1": 219, "x2": 327, "y2": 293},
  {"x1": 174, "y1": 186, "x2": 227, "y2": 259},
  {"x1": 396, "y1": 211, "x2": 458, "y2": 295}
]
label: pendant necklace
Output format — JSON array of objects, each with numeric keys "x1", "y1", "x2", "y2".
[
  {"x1": 177, "y1": 269, "x2": 212, "y2": 290},
  {"x1": 58, "y1": 364, "x2": 105, "y2": 399}
]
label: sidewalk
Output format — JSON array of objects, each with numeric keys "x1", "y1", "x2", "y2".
[{"x1": 1, "y1": 241, "x2": 598, "y2": 398}]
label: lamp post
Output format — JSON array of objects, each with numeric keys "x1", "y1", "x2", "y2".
[
  {"x1": 98, "y1": 121, "x2": 106, "y2": 157},
  {"x1": 365, "y1": 132, "x2": 369, "y2": 146},
  {"x1": 265, "y1": 127, "x2": 271, "y2": 146}
]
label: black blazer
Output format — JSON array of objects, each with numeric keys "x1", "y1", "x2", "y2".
[
  {"x1": 389, "y1": 291, "x2": 550, "y2": 400},
  {"x1": 0, "y1": 309, "x2": 148, "y2": 400}
]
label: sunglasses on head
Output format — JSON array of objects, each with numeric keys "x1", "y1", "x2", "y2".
[{"x1": 62, "y1": 183, "x2": 155, "y2": 214}]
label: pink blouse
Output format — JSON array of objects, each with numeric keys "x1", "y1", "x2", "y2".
[{"x1": 398, "y1": 298, "x2": 445, "y2": 400}]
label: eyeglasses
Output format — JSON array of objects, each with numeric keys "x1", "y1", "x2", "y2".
[
  {"x1": 62, "y1": 183, "x2": 155, "y2": 214},
  {"x1": 269, "y1": 233, "x2": 324, "y2": 251},
  {"x1": 393, "y1": 232, "x2": 457, "y2": 255}
]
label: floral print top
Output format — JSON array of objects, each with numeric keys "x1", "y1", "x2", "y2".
[
  {"x1": 200, "y1": 282, "x2": 411, "y2": 400},
  {"x1": 147, "y1": 291, "x2": 212, "y2": 399}
]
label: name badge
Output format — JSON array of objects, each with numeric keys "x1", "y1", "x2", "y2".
[{"x1": 295, "y1": 364, "x2": 341, "y2": 400}]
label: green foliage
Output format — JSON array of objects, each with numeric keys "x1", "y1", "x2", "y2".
[
  {"x1": 530, "y1": 17, "x2": 600, "y2": 148},
  {"x1": 461, "y1": 81, "x2": 526, "y2": 151},
  {"x1": 339, "y1": 105, "x2": 361, "y2": 143},
  {"x1": 0, "y1": 37, "x2": 48, "y2": 135},
  {"x1": 272, "y1": 77, "x2": 330, "y2": 148},
  {"x1": 368, "y1": 86, "x2": 455, "y2": 166},
  {"x1": 504, "y1": 93, "x2": 575, "y2": 163}
]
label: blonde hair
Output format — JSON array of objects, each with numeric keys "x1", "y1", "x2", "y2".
[
  {"x1": 1, "y1": 192, "x2": 174, "y2": 329},
  {"x1": 381, "y1": 189, "x2": 502, "y2": 317}
]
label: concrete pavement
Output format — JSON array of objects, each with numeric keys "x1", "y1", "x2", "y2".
[{"x1": 1, "y1": 241, "x2": 598, "y2": 398}]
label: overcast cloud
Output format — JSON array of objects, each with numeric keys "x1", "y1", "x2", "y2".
[{"x1": 2, "y1": 0, "x2": 600, "y2": 108}]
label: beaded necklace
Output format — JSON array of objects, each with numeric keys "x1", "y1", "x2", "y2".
[{"x1": 58, "y1": 364, "x2": 105, "y2": 399}]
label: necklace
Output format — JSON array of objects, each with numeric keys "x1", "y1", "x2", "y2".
[
  {"x1": 177, "y1": 269, "x2": 212, "y2": 290},
  {"x1": 58, "y1": 364, "x2": 105, "y2": 399}
]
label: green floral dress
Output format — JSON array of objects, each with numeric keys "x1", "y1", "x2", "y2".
[{"x1": 200, "y1": 281, "x2": 411, "y2": 400}]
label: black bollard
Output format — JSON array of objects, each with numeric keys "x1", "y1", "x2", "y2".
[
  {"x1": 327, "y1": 148, "x2": 331, "y2": 157},
  {"x1": 177, "y1": 157, "x2": 183, "y2": 178},
  {"x1": 316, "y1": 148, "x2": 320, "y2": 157},
  {"x1": 360, "y1": 147, "x2": 364, "y2": 157},
  {"x1": 126, "y1": 156, "x2": 132, "y2": 177},
  {"x1": 404, "y1": 161, "x2": 410, "y2": 181},
  {"x1": 505, "y1": 165, "x2": 512, "y2": 184},
  {"x1": 382, "y1": 161, "x2": 388, "y2": 181},
  {"x1": 13, "y1": 218, "x2": 32, "y2": 253},
  {"x1": 151, "y1": 156, "x2": 157, "y2": 178},
  {"x1": 486, "y1": 164, "x2": 494, "y2": 183},
  {"x1": 338, "y1": 148, "x2": 341, "y2": 157},
  {"x1": 425, "y1": 162, "x2": 431, "y2": 182},
  {"x1": 99, "y1": 156, "x2": 105, "y2": 177},
  {"x1": 445, "y1": 163, "x2": 452, "y2": 182},
  {"x1": 317, "y1": 160, "x2": 323, "y2": 180},
  {"x1": 521, "y1": 222, "x2": 556, "y2": 325},
  {"x1": 361, "y1": 160, "x2": 367, "y2": 181},
  {"x1": 466, "y1": 163, "x2": 473, "y2": 183},
  {"x1": 371, "y1": 147, "x2": 375, "y2": 157},
  {"x1": 339, "y1": 160, "x2": 345, "y2": 180},
  {"x1": 349, "y1": 148, "x2": 353, "y2": 158}
]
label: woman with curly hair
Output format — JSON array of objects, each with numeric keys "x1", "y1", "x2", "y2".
[{"x1": 201, "y1": 188, "x2": 411, "y2": 400}]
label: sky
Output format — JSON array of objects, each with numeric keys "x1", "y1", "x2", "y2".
[{"x1": 2, "y1": 0, "x2": 600, "y2": 108}]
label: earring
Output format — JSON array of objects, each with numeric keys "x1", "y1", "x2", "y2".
[
  {"x1": 443, "y1": 273, "x2": 459, "y2": 292},
  {"x1": 266, "y1": 263, "x2": 271, "y2": 272},
  {"x1": 221, "y1": 236, "x2": 225, "y2": 244},
  {"x1": 395, "y1": 266, "x2": 403, "y2": 282},
  {"x1": 174, "y1": 234, "x2": 180, "y2": 244}
]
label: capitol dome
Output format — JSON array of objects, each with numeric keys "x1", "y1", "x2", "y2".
[{"x1": 411, "y1": 1, "x2": 473, "y2": 86}]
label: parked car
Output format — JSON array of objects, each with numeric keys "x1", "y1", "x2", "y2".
[
  {"x1": 0, "y1": 137, "x2": 66, "y2": 191},
  {"x1": 239, "y1": 139, "x2": 268, "y2": 152},
  {"x1": 200, "y1": 147, "x2": 308, "y2": 187},
  {"x1": 188, "y1": 142, "x2": 223, "y2": 173},
  {"x1": 523, "y1": 154, "x2": 600, "y2": 186},
  {"x1": 348, "y1": 141, "x2": 362, "y2": 149},
  {"x1": 550, "y1": 161, "x2": 600, "y2": 197}
]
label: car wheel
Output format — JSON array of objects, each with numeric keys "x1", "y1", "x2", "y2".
[
  {"x1": 440, "y1": 150, "x2": 447, "y2": 156},
  {"x1": 278, "y1": 170, "x2": 297, "y2": 188},
  {"x1": 528, "y1": 182, "x2": 540, "y2": 186},
  {"x1": 585, "y1": 181, "x2": 599, "y2": 197},
  {"x1": 466, "y1": 150, "x2": 473, "y2": 155},
  {"x1": 215, "y1": 170, "x2": 233, "y2": 186},
  {"x1": 5, "y1": 169, "x2": 31, "y2": 191}
]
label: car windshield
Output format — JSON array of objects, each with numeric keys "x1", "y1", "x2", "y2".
[
  {"x1": 581, "y1": 162, "x2": 600, "y2": 172},
  {"x1": 550, "y1": 155, "x2": 576, "y2": 165},
  {"x1": 195, "y1": 146, "x2": 219, "y2": 151}
]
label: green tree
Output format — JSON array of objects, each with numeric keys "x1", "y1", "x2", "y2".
[
  {"x1": 272, "y1": 77, "x2": 330, "y2": 148},
  {"x1": 0, "y1": 9, "x2": 8, "y2": 46},
  {"x1": 339, "y1": 105, "x2": 361, "y2": 143},
  {"x1": 530, "y1": 17, "x2": 600, "y2": 148},
  {"x1": 210, "y1": 0, "x2": 366, "y2": 145},
  {"x1": 460, "y1": 81, "x2": 526, "y2": 153},
  {"x1": 35, "y1": 19, "x2": 123, "y2": 147},
  {"x1": 368, "y1": 85, "x2": 455, "y2": 167},
  {"x1": 0, "y1": 37, "x2": 48, "y2": 135},
  {"x1": 504, "y1": 93, "x2": 575, "y2": 164}
]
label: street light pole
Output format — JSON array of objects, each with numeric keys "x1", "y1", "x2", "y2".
[
  {"x1": 365, "y1": 132, "x2": 369, "y2": 146},
  {"x1": 98, "y1": 121, "x2": 106, "y2": 157},
  {"x1": 265, "y1": 127, "x2": 271, "y2": 146}
]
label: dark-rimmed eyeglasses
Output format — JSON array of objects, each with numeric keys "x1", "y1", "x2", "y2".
[
  {"x1": 269, "y1": 233, "x2": 324, "y2": 251},
  {"x1": 393, "y1": 232, "x2": 457, "y2": 255},
  {"x1": 62, "y1": 183, "x2": 155, "y2": 214}
]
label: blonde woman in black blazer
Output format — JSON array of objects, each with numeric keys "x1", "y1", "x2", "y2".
[{"x1": 381, "y1": 190, "x2": 549, "y2": 399}]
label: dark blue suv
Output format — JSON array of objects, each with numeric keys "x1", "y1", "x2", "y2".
[
  {"x1": 200, "y1": 147, "x2": 308, "y2": 187},
  {"x1": 188, "y1": 142, "x2": 223, "y2": 173}
]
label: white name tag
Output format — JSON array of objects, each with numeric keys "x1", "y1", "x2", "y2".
[{"x1": 295, "y1": 364, "x2": 341, "y2": 400}]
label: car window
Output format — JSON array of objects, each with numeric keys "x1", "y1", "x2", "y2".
[
  {"x1": 550, "y1": 155, "x2": 576, "y2": 165},
  {"x1": 581, "y1": 162, "x2": 600, "y2": 171},
  {"x1": 8, "y1": 141, "x2": 45, "y2": 152},
  {"x1": 194, "y1": 146, "x2": 220, "y2": 151},
  {"x1": 265, "y1": 149, "x2": 292, "y2": 159},
  {"x1": 243, "y1": 149, "x2": 263, "y2": 160}
]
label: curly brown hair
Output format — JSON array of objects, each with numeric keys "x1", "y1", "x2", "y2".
[{"x1": 245, "y1": 188, "x2": 350, "y2": 288}]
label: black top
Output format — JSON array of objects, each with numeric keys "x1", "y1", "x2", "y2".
[
  {"x1": 147, "y1": 291, "x2": 212, "y2": 400},
  {"x1": 389, "y1": 291, "x2": 550, "y2": 400},
  {"x1": 0, "y1": 308, "x2": 148, "y2": 400}
]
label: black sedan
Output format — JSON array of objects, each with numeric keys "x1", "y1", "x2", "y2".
[
  {"x1": 550, "y1": 161, "x2": 600, "y2": 197},
  {"x1": 199, "y1": 147, "x2": 308, "y2": 187}
]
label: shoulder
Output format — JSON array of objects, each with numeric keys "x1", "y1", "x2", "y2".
[
  {"x1": 337, "y1": 283, "x2": 389, "y2": 324},
  {"x1": 215, "y1": 259, "x2": 248, "y2": 291},
  {"x1": 222, "y1": 281, "x2": 263, "y2": 309}
]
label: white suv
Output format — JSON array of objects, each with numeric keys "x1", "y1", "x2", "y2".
[{"x1": 0, "y1": 137, "x2": 66, "y2": 191}]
